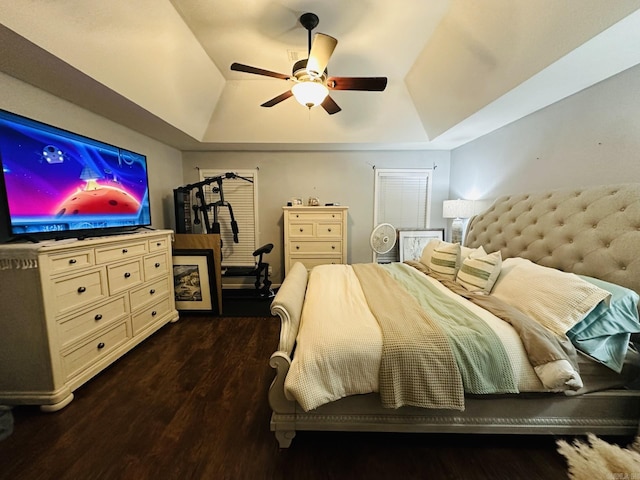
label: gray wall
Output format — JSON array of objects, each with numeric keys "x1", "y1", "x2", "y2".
[
  {"x1": 449, "y1": 63, "x2": 640, "y2": 203},
  {"x1": 181, "y1": 151, "x2": 451, "y2": 283},
  {"x1": 0, "y1": 73, "x2": 183, "y2": 231}
]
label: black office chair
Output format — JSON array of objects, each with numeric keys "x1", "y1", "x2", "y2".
[
  {"x1": 251, "y1": 243, "x2": 274, "y2": 297},
  {"x1": 223, "y1": 243, "x2": 274, "y2": 298}
]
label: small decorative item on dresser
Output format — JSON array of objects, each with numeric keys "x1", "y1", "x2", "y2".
[{"x1": 308, "y1": 197, "x2": 320, "y2": 206}]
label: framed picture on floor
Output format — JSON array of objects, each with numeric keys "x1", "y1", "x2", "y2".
[
  {"x1": 172, "y1": 249, "x2": 217, "y2": 314},
  {"x1": 398, "y1": 229, "x2": 445, "y2": 262}
]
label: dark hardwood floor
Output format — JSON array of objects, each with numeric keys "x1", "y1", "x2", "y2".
[{"x1": 0, "y1": 314, "x2": 585, "y2": 479}]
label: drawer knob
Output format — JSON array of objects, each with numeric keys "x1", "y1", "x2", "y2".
[
  {"x1": 296, "y1": 214, "x2": 299, "y2": 218},
  {"x1": 151, "y1": 310, "x2": 157, "y2": 317},
  {"x1": 94, "y1": 314, "x2": 103, "y2": 321},
  {"x1": 122, "y1": 248, "x2": 128, "y2": 254},
  {"x1": 124, "y1": 272, "x2": 131, "y2": 278},
  {"x1": 97, "y1": 342, "x2": 105, "y2": 349},
  {"x1": 156, "y1": 242, "x2": 161, "y2": 246},
  {"x1": 328, "y1": 228, "x2": 332, "y2": 232},
  {"x1": 155, "y1": 262, "x2": 161, "y2": 268},
  {"x1": 299, "y1": 228, "x2": 304, "y2": 232},
  {"x1": 150, "y1": 289, "x2": 156, "y2": 295},
  {"x1": 69, "y1": 259, "x2": 77, "y2": 265},
  {"x1": 77, "y1": 286, "x2": 86, "y2": 293},
  {"x1": 296, "y1": 246, "x2": 300, "y2": 250},
  {"x1": 332, "y1": 245, "x2": 336, "y2": 250}
]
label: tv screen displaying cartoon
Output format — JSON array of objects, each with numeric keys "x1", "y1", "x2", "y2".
[{"x1": 0, "y1": 109, "x2": 151, "y2": 241}]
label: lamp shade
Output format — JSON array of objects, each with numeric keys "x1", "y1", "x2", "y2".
[
  {"x1": 442, "y1": 199, "x2": 474, "y2": 219},
  {"x1": 292, "y1": 81, "x2": 329, "y2": 108}
]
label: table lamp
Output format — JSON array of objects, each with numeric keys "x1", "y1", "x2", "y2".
[{"x1": 442, "y1": 199, "x2": 474, "y2": 244}]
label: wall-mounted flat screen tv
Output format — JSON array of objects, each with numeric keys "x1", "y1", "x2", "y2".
[{"x1": 0, "y1": 109, "x2": 151, "y2": 242}]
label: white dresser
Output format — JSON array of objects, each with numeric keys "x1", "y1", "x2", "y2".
[
  {"x1": 283, "y1": 206, "x2": 348, "y2": 274},
  {"x1": 0, "y1": 229, "x2": 179, "y2": 411}
]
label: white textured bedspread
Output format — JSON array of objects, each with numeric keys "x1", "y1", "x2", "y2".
[{"x1": 284, "y1": 263, "x2": 577, "y2": 412}]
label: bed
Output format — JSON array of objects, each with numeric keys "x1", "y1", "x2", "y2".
[{"x1": 268, "y1": 183, "x2": 640, "y2": 448}]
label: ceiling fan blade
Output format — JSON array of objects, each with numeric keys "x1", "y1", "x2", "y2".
[
  {"x1": 327, "y1": 76, "x2": 388, "y2": 91},
  {"x1": 261, "y1": 90, "x2": 293, "y2": 107},
  {"x1": 306, "y1": 33, "x2": 338, "y2": 77},
  {"x1": 321, "y1": 95, "x2": 341, "y2": 115},
  {"x1": 231, "y1": 63, "x2": 290, "y2": 80}
]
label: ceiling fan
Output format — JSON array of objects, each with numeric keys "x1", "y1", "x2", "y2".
[{"x1": 230, "y1": 12, "x2": 388, "y2": 115}]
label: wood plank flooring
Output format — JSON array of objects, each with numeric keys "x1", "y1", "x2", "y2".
[{"x1": 0, "y1": 314, "x2": 603, "y2": 479}]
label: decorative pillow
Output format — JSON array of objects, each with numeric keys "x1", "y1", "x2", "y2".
[
  {"x1": 567, "y1": 275, "x2": 640, "y2": 372},
  {"x1": 456, "y1": 250, "x2": 502, "y2": 294},
  {"x1": 428, "y1": 241, "x2": 461, "y2": 280},
  {"x1": 419, "y1": 239, "x2": 441, "y2": 267},
  {"x1": 421, "y1": 241, "x2": 485, "y2": 268},
  {"x1": 490, "y1": 257, "x2": 611, "y2": 336}
]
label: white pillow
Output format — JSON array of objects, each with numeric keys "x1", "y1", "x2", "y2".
[
  {"x1": 462, "y1": 245, "x2": 487, "y2": 260},
  {"x1": 429, "y1": 241, "x2": 461, "y2": 280},
  {"x1": 490, "y1": 257, "x2": 611, "y2": 336},
  {"x1": 456, "y1": 250, "x2": 502, "y2": 294}
]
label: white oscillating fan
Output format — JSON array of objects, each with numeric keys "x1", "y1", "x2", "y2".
[{"x1": 370, "y1": 223, "x2": 397, "y2": 255}]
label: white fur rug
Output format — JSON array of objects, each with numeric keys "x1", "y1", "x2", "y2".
[{"x1": 557, "y1": 434, "x2": 640, "y2": 479}]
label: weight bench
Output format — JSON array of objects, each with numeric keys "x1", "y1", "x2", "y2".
[{"x1": 222, "y1": 243, "x2": 274, "y2": 298}]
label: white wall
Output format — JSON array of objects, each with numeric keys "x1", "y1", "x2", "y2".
[
  {"x1": 0, "y1": 73, "x2": 183, "y2": 231},
  {"x1": 181, "y1": 150, "x2": 451, "y2": 283},
  {"x1": 449, "y1": 63, "x2": 640, "y2": 203}
]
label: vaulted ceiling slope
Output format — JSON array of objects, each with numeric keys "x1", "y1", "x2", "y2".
[{"x1": 1, "y1": 1, "x2": 640, "y2": 151}]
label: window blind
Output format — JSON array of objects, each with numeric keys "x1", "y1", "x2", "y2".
[
  {"x1": 373, "y1": 169, "x2": 433, "y2": 263},
  {"x1": 199, "y1": 169, "x2": 258, "y2": 267}
]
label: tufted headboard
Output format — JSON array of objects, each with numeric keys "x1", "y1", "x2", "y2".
[{"x1": 465, "y1": 184, "x2": 640, "y2": 296}]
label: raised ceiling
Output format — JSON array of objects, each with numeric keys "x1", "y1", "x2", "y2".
[{"x1": 1, "y1": 1, "x2": 640, "y2": 151}]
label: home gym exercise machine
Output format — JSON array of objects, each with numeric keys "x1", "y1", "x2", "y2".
[{"x1": 173, "y1": 172, "x2": 274, "y2": 297}]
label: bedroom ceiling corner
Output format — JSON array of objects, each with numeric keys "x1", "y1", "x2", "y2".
[{"x1": 405, "y1": 0, "x2": 640, "y2": 144}]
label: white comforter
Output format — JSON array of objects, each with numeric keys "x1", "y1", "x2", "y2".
[{"x1": 284, "y1": 263, "x2": 582, "y2": 412}]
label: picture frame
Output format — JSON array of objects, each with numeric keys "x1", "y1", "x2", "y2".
[
  {"x1": 172, "y1": 249, "x2": 217, "y2": 314},
  {"x1": 398, "y1": 229, "x2": 445, "y2": 262}
]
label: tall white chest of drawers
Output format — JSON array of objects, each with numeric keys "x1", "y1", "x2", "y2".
[
  {"x1": 0, "y1": 229, "x2": 179, "y2": 411},
  {"x1": 283, "y1": 206, "x2": 348, "y2": 274}
]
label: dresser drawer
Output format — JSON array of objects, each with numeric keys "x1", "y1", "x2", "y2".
[
  {"x1": 130, "y1": 276, "x2": 170, "y2": 311},
  {"x1": 53, "y1": 268, "x2": 107, "y2": 317},
  {"x1": 107, "y1": 259, "x2": 143, "y2": 294},
  {"x1": 61, "y1": 321, "x2": 131, "y2": 380},
  {"x1": 131, "y1": 297, "x2": 172, "y2": 335},
  {"x1": 57, "y1": 296, "x2": 128, "y2": 348},
  {"x1": 288, "y1": 222, "x2": 314, "y2": 238},
  {"x1": 316, "y1": 222, "x2": 342, "y2": 238},
  {"x1": 148, "y1": 236, "x2": 169, "y2": 252},
  {"x1": 292, "y1": 256, "x2": 343, "y2": 270},
  {"x1": 144, "y1": 252, "x2": 169, "y2": 280},
  {"x1": 95, "y1": 241, "x2": 148, "y2": 264},
  {"x1": 47, "y1": 249, "x2": 95, "y2": 275},
  {"x1": 290, "y1": 241, "x2": 341, "y2": 254},
  {"x1": 288, "y1": 211, "x2": 343, "y2": 222}
]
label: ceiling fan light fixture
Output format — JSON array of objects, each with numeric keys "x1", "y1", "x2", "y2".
[{"x1": 292, "y1": 81, "x2": 328, "y2": 109}]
